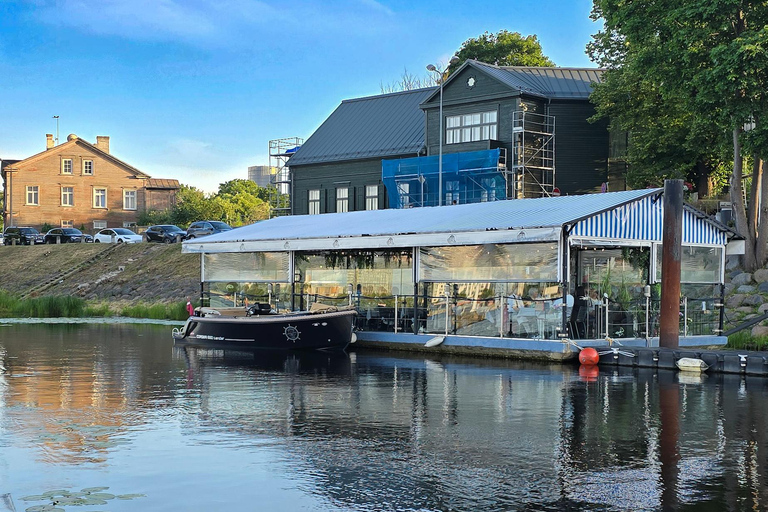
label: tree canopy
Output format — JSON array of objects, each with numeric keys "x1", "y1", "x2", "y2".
[
  {"x1": 447, "y1": 30, "x2": 554, "y2": 74},
  {"x1": 588, "y1": 0, "x2": 768, "y2": 270}
]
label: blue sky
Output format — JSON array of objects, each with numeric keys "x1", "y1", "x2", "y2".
[{"x1": 0, "y1": 0, "x2": 599, "y2": 193}]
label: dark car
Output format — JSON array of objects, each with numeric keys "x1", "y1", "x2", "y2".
[
  {"x1": 3, "y1": 226, "x2": 45, "y2": 245},
  {"x1": 44, "y1": 228, "x2": 93, "y2": 244},
  {"x1": 185, "y1": 220, "x2": 233, "y2": 239},
  {"x1": 145, "y1": 224, "x2": 187, "y2": 243}
]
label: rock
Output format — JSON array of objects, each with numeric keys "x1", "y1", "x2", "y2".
[
  {"x1": 752, "y1": 325, "x2": 768, "y2": 337},
  {"x1": 731, "y1": 273, "x2": 753, "y2": 286},
  {"x1": 726, "y1": 256, "x2": 740, "y2": 270},
  {"x1": 758, "y1": 303, "x2": 768, "y2": 314},
  {"x1": 726, "y1": 294, "x2": 746, "y2": 308},
  {"x1": 754, "y1": 269, "x2": 768, "y2": 283},
  {"x1": 736, "y1": 306, "x2": 755, "y2": 314},
  {"x1": 745, "y1": 314, "x2": 758, "y2": 320},
  {"x1": 724, "y1": 283, "x2": 736, "y2": 296},
  {"x1": 758, "y1": 282, "x2": 768, "y2": 293},
  {"x1": 744, "y1": 294, "x2": 764, "y2": 306},
  {"x1": 737, "y1": 285, "x2": 757, "y2": 294}
]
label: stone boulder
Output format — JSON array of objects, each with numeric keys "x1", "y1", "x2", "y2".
[
  {"x1": 731, "y1": 272, "x2": 754, "y2": 286},
  {"x1": 726, "y1": 294, "x2": 746, "y2": 308},
  {"x1": 724, "y1": 283, "x2": 736, "y2": 296},
  {"x1": 744, "y1": 294, "x2": 765, "y2": 306},
  {"x1": 758, "y1": 282, "x2": 768, "y2": 293},
  {"x1": 737, "y1": 285, "x2": 757, "y2": 294},
  {"x1": 736, "y1": 306, "x2": 755, "y2": 314},
  {"x1": 752, "y1": 325, "x2": 768, "y2": 337},
  {"x1": 754, "y1": 268, "x2": 768, "y2": 283},
  {"x1": 758, "y1": 303, "x2": 768, "y2": 314}
]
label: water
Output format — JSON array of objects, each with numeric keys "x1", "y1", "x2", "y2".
[{"x1": 1, "y1": 323, "x2": 767, "y2": 511}]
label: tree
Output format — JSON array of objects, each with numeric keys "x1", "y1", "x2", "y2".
[
  {"x1": 380, "y1": 68, "x2": 437, "y2": 93},
  {"x1": 588, "y1": 0, "x2": 768, "y2": 270},
  {"x1": 447, "y1": 30, "x2": 554, "y2": 75}
]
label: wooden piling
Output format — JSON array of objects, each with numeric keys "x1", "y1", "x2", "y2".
[{"x1": 659, "y1": 179, "x2": 683, "y2": 348}]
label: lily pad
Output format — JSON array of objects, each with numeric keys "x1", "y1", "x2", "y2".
[
  {"x1": 86, "y1": 493, "x2": 115, "y2": 500},
  {"x1": 53, "y1": 497, "x2": 87, "y2": 506},
  {"x1": 81, "y1": 487, "x2": 109, "y2": 493},
  {"x1": 25, "y1": 505, "x2": 61, "y2": 512},
  {"x1": 116, "y1": 494, "x2": 146, "y2": 500},
  {"x1": 41, "y1": 490, "x2": 70, "y2": 498},
  {"x1": 81, "y1": 498, "x2": 108, "y2": 506},
  {"x1": 20, "y1": 495, "x2": 47, "y2": 501}
]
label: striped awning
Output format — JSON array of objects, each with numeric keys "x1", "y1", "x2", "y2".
[{"x1": 570, "y1": 194, "x2": 728, "y2": 245}]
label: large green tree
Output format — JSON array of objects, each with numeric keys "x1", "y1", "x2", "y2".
[
  {"x1": 589, "y1": 0, "x2": 768, "y2": 270},
  {"x1": 447, "y1": 30, "x2": 554, "y2": 74}
]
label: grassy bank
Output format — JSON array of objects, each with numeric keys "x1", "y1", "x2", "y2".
[
  {"x1": 0, "y1": 290, "x2": 190, "y2": 321},
  {"x1": 726, "y1": 331, "x2": 768, "y2": 351}
]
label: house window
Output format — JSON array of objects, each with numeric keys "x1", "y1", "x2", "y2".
[
  {"x1": 61, "y1": 186, "x2": 74, "y2": 206},
  {"x1": 62, "y1": 159, "x2": 73, "y2": 174},
  {"x1": 93, "y1": 188, "x2": 107, "y2": 208},
  {"x1": 308, "y1": 189, "x2": 320, "y2": 215},
  {"x1": 61, "y1": 220, "x2": 74, "y2": 228},
  {"x1": 83, "y1": 160, "x2": 93, "y2": 175},
  {"x1": 93, "y1": 220, "x2": 107, "y2": 230},
  {"x1": 26, "y1": 186, "x2": 39, "y2": 205},
  {"x1": 123, "y1": 190, "x2": 137, "y2": 210},
  {"x1": 446, "y1": 110, "x2": 498, "y2": 144},
  {"x1": 336, "y1": 187, "x2": 349, "y2": 213},
  {"x1": 365, "y1": 185, "x2": 379, "y2": 210}
]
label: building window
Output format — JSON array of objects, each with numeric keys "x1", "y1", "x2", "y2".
[
  {"x1": 93, "y1": 188, "x2": 107, "y2": 208},
  {"x1": 446, "y1": 111, "x2": 498, "y2": 144},
  {"x1": 62, "y1": 159, "x2": 73, "y2": 174},
  {"x1": 336, "y1": 187, "x2": 349, "y2": 213},
  {"x1": 61, "y1": 186, "x2": 74, "y2": 206},
  {"x1": 445, "y1": 180, "x2": 460, "y2": 205},
  {"x1": 123, "y1": 190, "x2": 137, "y2": 210},
  {"x1": 123, "y1": 221, "x2": 137, "y2": 228},
  {"x1": 83, "y1": 160, "x2": 93, "y2": 175},
  {"x1": 61, "y1": 220, "x2": 74, "y2": 228},
  {"x1": 365, "y1": 185, "x2": 379, "y2": 210},
  {"x1": 26, "y1": 186, "x2": 39, "y2": 205},
  {"x1": 93, "y1": 220, "x2": 107, "y2": 230},
  {"x1": 308, "y1": 189, "x2": 320, "y2": 215}
]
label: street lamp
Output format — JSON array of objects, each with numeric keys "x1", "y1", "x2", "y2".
[
  {"x1": 53, "y1": 115, "x2": 59, "y2": 145},
  {"x1": 427, "y1": 56, "x2": 459, "y2": 207}
]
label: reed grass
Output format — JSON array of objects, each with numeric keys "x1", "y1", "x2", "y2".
[
  {"x1": 120, "y1": 301, "x2": 189, "y2": 321},
  {"x1": 727, "y1": 330, "x2": 768, "y2": 351}
]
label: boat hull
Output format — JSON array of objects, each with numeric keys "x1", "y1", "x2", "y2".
[{"x1": 173, "y1": 309, "x2": 357, "y2": 351}]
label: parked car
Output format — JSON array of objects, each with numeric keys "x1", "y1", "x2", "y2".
[
  {"x1": 185, "y1": 220, "x2": 233, "y2": 239},
  {"x1": 44, "y1": 228, "x2": 93, "y2": 244},
  {"x1": 145, "y1": 224, "x2": 187, "y2": 243},
  {"x1": 94, "y1": 228, "x2": 143, "y2": 244},
  {"x1": 3, "y1": 226, "x2": 45, "y2": 245}
]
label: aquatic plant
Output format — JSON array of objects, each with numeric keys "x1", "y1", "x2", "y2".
[{"x1": 18, "y1": 486, "x2": 145, "y2": 511}]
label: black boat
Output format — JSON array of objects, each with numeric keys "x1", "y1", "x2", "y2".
[{"x1": 172, "y1": 302, "x2": 357, "y2": 351}]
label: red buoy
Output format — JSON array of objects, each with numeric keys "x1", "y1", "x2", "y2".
[
  {"x1": 578, "y1": 365, "x2": 599, "y2": 382},
  {"x1": 579, "y1": 347, "x2": 600, "y2": 366}
]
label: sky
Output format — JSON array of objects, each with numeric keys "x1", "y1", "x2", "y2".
[{"x1": 0, "y1": 0, "x2": 600, "y2": 193}]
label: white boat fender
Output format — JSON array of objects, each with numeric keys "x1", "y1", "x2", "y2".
[
  {"x1": 676, "y1": 357, "x2": 709, "y2": 372},
  {"x1": 424, "y1": 335, "x2": 445, "y2": 347},
  {"x1": 350, "y1": 332, "x2": 357, "y2": 344}
]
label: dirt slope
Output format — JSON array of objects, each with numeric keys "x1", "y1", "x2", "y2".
[{"x1": 0, "y1": 243, "x2": 200, "y2": 306}]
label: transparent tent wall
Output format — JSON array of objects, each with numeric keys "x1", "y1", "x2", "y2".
[{"x1": 202, "y1": 252, "x2": 291, "y2": 310}]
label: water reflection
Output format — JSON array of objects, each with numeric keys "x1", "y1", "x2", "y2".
[{"x1": 1, "y1": 324, "x2": 767, "y2": 511}]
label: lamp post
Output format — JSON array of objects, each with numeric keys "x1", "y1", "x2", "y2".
[
  {"x1": 53, "y1": 115, "x2": 59, "y2": 145},
  {"x1": 427, "y1": 56, "x2": 459, "y2": 207}
]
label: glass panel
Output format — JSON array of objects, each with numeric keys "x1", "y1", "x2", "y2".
[
  {"x1": 484, "y1": 111, "x2": 497, "y2": 123},
  {"x1": 462, "y1": 127, "x2": 471, "y2": 141},
  {"x1": 489, "y1": 125, "x2": 497, "y2": 140},
  {"x1": 462, "y1": 114, "x2": 473, "y2": 125},
  {"x1": 472, "y1": 126, "x2": 481, "y2": 141},
  {"x1": 420, "y1": 243, "x2": 559, "y2": 282},
  {"x1": 471, "y1": 113, "x2": 481, "y2": 125},
  {"x1": 207, "y1": 282, "x2": 292, "y2": 312},
  {"x1": 655, "y1": 245, "x2": 723, "y2": 283},
  {"x1": 203, "y1": 252, "x2": 290, "y2": 282}
]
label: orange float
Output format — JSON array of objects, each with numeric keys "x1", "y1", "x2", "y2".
[{"x1": 578, "y1": 347, "x2": 600, "y2": 366}]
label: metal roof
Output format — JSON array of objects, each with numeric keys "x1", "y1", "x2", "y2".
[
  {"x1": 146, "y1": 178, "x2": 180, "y2": 189},
  {"x1": 182, "y1": 189, "x2": 713, "y2": 253},
  {"x1": 468, "y1": 61, "x2": 603, "y2": 99},
  {"x1": 286, "y1": 87, "x2": 435, "y2": 166}
]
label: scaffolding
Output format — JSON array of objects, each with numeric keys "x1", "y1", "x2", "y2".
[
  {"x1": 268, "y1": 137, "x2": 303, "y2": 218},
  {"x1": 510, "y1": 111, "x2": 555, "y2": 198},
  {"x1": 382, "y1": 149, "x2": 507, "y2": 208}
]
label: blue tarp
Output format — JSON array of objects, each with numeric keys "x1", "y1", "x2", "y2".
[{"x1": 382, "y1": 149, "x2": 503, "y2": 208}]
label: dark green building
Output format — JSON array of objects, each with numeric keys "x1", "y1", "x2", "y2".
[{"x1": 287, "y1": 60, "x2": 610, "y2": 215}]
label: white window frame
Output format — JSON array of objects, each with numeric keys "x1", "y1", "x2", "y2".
[
  {"x1": 93, "y1": 188, "x2": 107, "y2": 209},
  {"x1": 26, "y1": 186, "x2": 39, "y2": 205},
  {"x1": 93, "y1": 220, "x2": 107, "y2": 230},
  {"x1": 83, "y1": 159, "x2": 93, "y2": 175},
  {"x1": 365, "y1": 185, "x2": 379, "y2": 210},
  {"x1": 61, "y1": 186, "x2": 74, "y2": 207},
  {"x1": 123, "y1": 189, "x2": 137, "y2": 210},
  {"x1": 62, "y1": 159, "x2": 73, "y2": 175},
  {"x1": 61, "y1": 220, "x2": 74, "y2": 228},
  {"x1": 308, "y1": 189, "x2": 320, "y2": 215},
  {"x1": 446, "y1": 110, "x2": 498, "y2": 144},
  {"x1": 336, "y1": 187, "x2": 349, "y2": 213}
]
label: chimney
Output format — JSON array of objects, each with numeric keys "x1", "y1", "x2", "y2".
[
  {"x1": 46, "y1": 134, "x2": 54, "y2": 150},
  {"x1": 95, "y1": 136, "x2": 110, "y2": 154}
]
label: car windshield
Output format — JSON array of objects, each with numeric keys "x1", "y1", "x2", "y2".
[
  {"x1": 162, "y1": 226, "x2": 183, "y2": 232},
  {"x1": 210, "y1": 222, "x2": 232, "y2": 230},
  {"x1": 20, "y1": 228, "x2": 39, "y2": 234},
  {"x1": 113, "y1": 228, "x2": 135, "y2": 235},
  {"x1": 62, "y1": 229, "x2": 80, "y2": 234}
]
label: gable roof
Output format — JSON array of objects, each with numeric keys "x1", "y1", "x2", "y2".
[
  {"x1": 6, "y1": 136, "x2": 151, "y2": 179},
  {"x1": 286, "y1": 87, "x2": 435, "y2": 166},
  {"x1": 146, "y1": 178, "x2": 180, "y2": 189},
  {"x1": 422, "y1": 60, "x2": 604, "y2": 105}
]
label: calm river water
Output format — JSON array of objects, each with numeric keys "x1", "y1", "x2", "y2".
[{"x1": 1, "y1": 323, "x2": 767, "y2": 511}]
